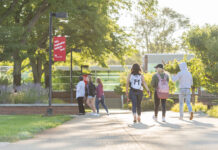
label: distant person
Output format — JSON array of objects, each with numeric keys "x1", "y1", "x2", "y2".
[
  {"x1": 172, "y1": 62, "x2": 193, "y2": 120},
  {"x1": 95, "y1": 78, "x2": 109, "y2": 115},
  {"x1": 126, "y1": 63, "x2": 150, "y2": 123},
  {"x1": 86, "y1": 76, "x2": 98, "y2": 116},
  {"x1": 76, "y1": 76, "x2": 86, "y2": 115},
  {"x1": 151, "y1": 64, "x2": 169, "y2": 122}
]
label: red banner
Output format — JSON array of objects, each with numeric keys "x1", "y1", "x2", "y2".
[{"x1": 53, "y1": 37, "x2": 66, "y2": 61}]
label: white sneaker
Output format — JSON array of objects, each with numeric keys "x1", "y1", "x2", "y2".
[
  {"x1": 107, "y1": 112, "x2": 110, "y2": 115},
  {"x1": 153, "y1": 115, "x2": 157, "y2": 121},
  {"x1": 94, "y1": 113, "x2": 100, "y2": 116},
  {"x1": 179, "y1": 116, "x2": 183, "y2": 120},
  {"x1": 162, "y1": 117, "x2": 166, "y2": 122}
]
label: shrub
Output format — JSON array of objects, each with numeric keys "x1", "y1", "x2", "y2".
[
  {"x1": 207, "y1": 106, "x2": 218, "y2": 118},
  {"x1": 0, "y1": 84, "x2": 48, "y2": 104},
  {"x1": 171, "y1": 102, "x2": 207, "y2": 113},
  {"x1": 123, "y1": 103, "x2": 132, "y2": 110}
]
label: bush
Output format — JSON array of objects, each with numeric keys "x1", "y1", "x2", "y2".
[
  {"x1": 114, "y1": 85, "x2": 124, "y2": 95},
  {"x1": 171, "y1": 102, "x2": 207, "y2": 113},
  {"x1": 123, "y1": 103, "x2": 132, "y2": 110},
  {"x1": 0, "y1": 84, "x2": 48, "y2": 104},
  {"x1": 207, "y1": 106, "x2": 218, "y2": 118}
]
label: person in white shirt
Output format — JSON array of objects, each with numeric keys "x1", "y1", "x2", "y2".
[
  {"x1": 76, "y1": 76, "x2": 86, "y2": 115},
  {"x1": 172, "y1": 62, "x2": 193, "y2": 120}
]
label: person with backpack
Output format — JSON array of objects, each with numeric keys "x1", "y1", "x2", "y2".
[
  {"x1": 126, "y1": 63, "x2": 150, "y2": 123},
  {"x1": 151, "y1": 64, "x2": 169, "y2": 122},
  {"x1": 172, "y1": 62, "x2": 193, "y2": 120},
  {"x1": 86, "y1": 76, "x2": 98, "y2": 116},
  {"x1": 95, "y1": 78, "x2": 109, "y2": 115},
  {"x1": 76, "y1": 76, "x2": 86, "y2": 115}
]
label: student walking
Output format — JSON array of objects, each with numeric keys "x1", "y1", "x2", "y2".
[
  {"x1": 172, "y1": 62, "x2": 194, "y2": 120},
  {"x1": 151, "y1": 64, "x2": 169, "y2": 122},
  {"x1": 95, "y1": 78, "x2": 109, "y2": 115},
  {"x1": 76, "y1": 76, "x2": 86, "y2": 115},
  {"x1": 126, "y1": 63, "x2": 150, "y2": 123},
  {"x1": 86, "y1": 76, "x2": 97, "y2": 115}
]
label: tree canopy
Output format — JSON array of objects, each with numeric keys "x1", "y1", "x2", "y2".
[
  {"x1": 0, "y1": 0, "x2": 136, "y2": 87},
  {"x1": 134, "y1": 0, "x2": 190, "y2": 53},
  {"x1": 184, "y1": 25, "x2": 218, "y2": 93}
]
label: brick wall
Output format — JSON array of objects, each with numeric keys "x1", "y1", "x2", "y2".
[{"x1": 0, "y1": 104, "x2": 79, "y2": 115}]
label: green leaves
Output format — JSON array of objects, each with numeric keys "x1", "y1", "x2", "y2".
[
  {"x1": 184, "y1": 25, "x2": 218, "y2": 93},
  {"x1": 134, "y1": 2, "x2": 190, "y2": 53}
]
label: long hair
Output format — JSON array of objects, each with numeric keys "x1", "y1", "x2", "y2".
[
  {"x1": 131, "y1": 63, "x2": 141, "y2": 75},
  {"x1": 96, "y1": 78, "x2": 103, "y2": 87},
  {"x1": 88, "y1": 76, "x2": 92, "y2": 83}
]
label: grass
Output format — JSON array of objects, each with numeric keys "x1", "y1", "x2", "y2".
[{"x1": 0, "y1": 115, "x2": 72, "y2": 142}]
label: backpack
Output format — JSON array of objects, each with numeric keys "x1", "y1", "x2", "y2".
[
  {"x1": 130, "y1": 74, "x2": 142, "y2": 90},
  {"x1": 156, "y1": 73, "x2": 169, "y2": 99}
]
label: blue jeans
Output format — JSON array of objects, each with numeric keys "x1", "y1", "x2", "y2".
[
  {"x1": 179, "y1": 88, "x2": 193, "y2": 117},
  {"x1": 129, "y1": 89, "x2": 143, "y2": 116},
  {"x1": 95, "y1": 95, "x2": 108, "y2": 113}
]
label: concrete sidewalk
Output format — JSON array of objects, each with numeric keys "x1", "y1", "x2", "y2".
[{"x1": 1, "y1": 110, "x2": 218, "y2": 150}]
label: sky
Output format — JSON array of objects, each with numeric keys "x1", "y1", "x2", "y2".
[
  {"x1": 158, "y1": 0, "x2": 218, "y2": 26},
  {"x1": 118, "y1": 0, "x2": 218, "y2": 28}
]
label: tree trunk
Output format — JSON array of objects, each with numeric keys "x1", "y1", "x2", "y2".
[
  {"x1": 30, "y1": 56, "x2": 43, "y2": 84},
  {"x1": 13, "y1": 55, "x2": 22, "y2": 89},
  {"x1": 191, "y1": 87, "x2": 195, "y2": 105},
  {"x1": 44, "y1": 61, "x2": 49, "y2": 88}
]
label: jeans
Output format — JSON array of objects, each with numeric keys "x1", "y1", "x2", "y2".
[
  {"x1": 130, "y1": 89, "x2": 143, "y2": 116},
  {"x1": 179, "y1": 88, "x2": 193, "y2": 117},
  {"x1": 154, "y1": 91, "x2": 166, "y2": 117},
  {"x1": 95, "y1": 95, "x2": 108, "y2": 113}
]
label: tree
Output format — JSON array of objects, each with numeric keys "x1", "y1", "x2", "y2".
[
  {"x1": 134, "y1": 0, "x2": 190, "y2": 53},
  {"x1": 0, "y1": 0, "x2": 134, "y2": 88},
  {"x1": 184, "y1": 25, "x2": 218, "y2": 93}
]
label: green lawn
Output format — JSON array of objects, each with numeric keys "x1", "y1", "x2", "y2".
[{"x1": 0, "y1": 115, "x2": 72, "y2": 142}]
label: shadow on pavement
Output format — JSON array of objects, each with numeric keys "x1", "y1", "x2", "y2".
[
  {"x1": 128, "y1": 123, "x2": 155, "y2": 129},
  {"x1": 157, "y1": 121, "x2": 182, "y2": 129}
]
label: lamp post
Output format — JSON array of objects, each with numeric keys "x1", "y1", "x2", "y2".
[
  {"x1": 70, "y1": 48, "x2": 81, "y2": 103},
  {"x1": 48, "y1": 12, "x2": 68, "y2": 115}
]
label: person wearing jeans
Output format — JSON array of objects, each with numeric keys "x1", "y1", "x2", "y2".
[
  {"x1": 172, "y1": 62, "x2": 193, "y2": 120},
  {"x1": 126, "y1": 63, "x2": 150, "y2": 123},
  {"x1": 95, "y1": 78, "x2": 109, "y2": 115}
]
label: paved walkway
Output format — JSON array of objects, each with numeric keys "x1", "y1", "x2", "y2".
[{"x1": 1, "y1": 110, "x2": 218, "y2": 150}]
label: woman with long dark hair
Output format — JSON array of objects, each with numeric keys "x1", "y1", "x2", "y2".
[
  {"x1": 126, "y1": 63, "x2": 150, "y2": 123},
  {"x1": 86, "y1": 76, "x2": 97, "y2": 115},
  {"x1": 95, "y1": 78, "x2": 109, "y2": 115}
]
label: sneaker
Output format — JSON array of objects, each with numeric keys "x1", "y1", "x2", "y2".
[
  {"x1": 153, "y1": 115, "x2": 157, "y2": 121},
  {"x1": 179, "y1": 116, "x2": 183, "y2": 120},
  {"x1": 190, "y1": 112, "x2": 194, "y2": 120},
  {"x1": 96, "y1": 113, "x2": 100, "y2": 116},
  {"x1": 162, "y1": 117, "x2": 166, "y2": 122},
  {"x1": 107, "y1": 112, "x2": 110, "y2": 115},
  {"x1": 133, "y1": 119, "x2": 137, "y2": 123}
]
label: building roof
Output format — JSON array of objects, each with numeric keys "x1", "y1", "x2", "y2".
[{"x1": 144, "y1": 53, "x2": 194, "y2": 64}]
